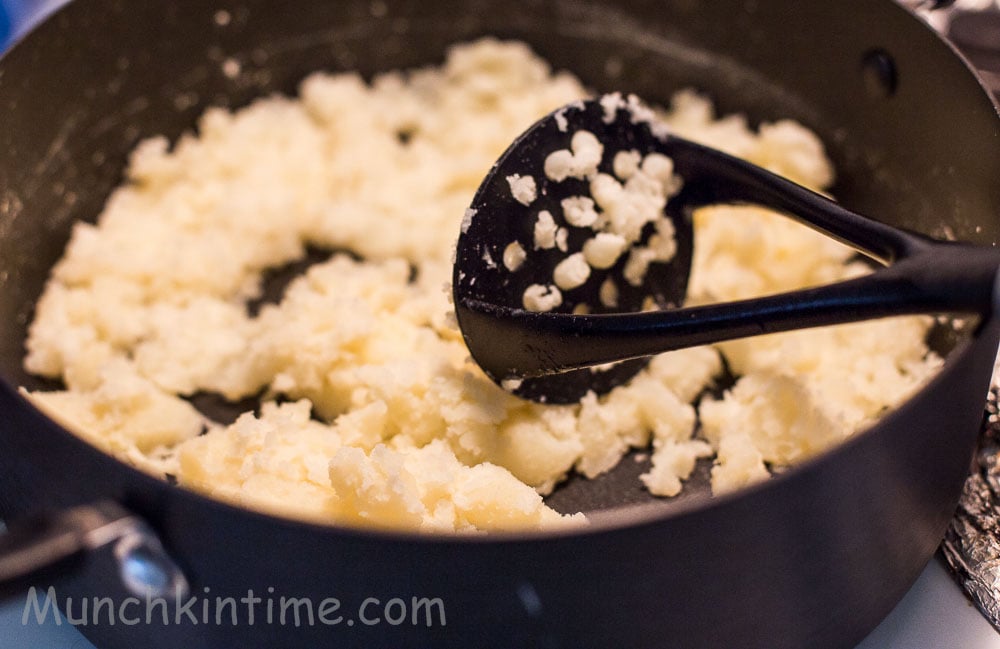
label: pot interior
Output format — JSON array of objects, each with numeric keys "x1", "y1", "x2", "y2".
[{"x1": 0, "y1": 0, "x2": 998, "y2": 517}]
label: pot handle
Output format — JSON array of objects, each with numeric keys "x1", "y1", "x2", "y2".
[{"x1": 0, "y1": 500, "x2": 188, "y2": 601}]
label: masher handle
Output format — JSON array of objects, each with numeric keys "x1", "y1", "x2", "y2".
[
  {"x1": 462, "y1": 241, "x2": 1000, "y2": 378},
  {"x1": 665, "y1": 135, "x2": 934, "y2": 264}
]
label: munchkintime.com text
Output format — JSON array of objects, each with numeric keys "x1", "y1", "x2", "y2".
[{"x1": 22, "y1": 586, "x2": 446, "y2": 629}]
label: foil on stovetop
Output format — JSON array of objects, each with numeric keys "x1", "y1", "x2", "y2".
[
  {"x1": 920, "y1": 1, "x2": 1000, "y2": 628},
  {"x1": 941, "y1": 383, "x2": 1000, "y2": 631}
]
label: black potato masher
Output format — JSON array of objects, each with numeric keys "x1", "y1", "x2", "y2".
[{"x1": 453, "y1": 95, "x2": 1000, "y2": 403}]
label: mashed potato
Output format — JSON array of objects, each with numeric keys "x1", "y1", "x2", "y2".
[{"x1": 21, "y1": 39, "x2": 941, "y2": 531}]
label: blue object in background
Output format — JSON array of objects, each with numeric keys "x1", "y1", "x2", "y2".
[
  {"x1": 0, "y1": 0, "x2": 69, "y2": 51},
  {"x1": 0, "y1": 4, "x2": 11, "y2": 51}
]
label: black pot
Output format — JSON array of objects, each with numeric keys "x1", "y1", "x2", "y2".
[{"x1": 1, "y1": 1, "x2": 999, "y2": 648}]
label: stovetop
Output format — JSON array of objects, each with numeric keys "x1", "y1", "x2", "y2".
[{"x1": 924, "y1": 0, "x2": 1000, "y2": 99}]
